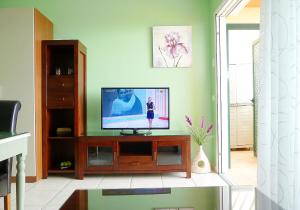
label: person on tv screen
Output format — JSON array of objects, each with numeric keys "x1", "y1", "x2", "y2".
[
  {"x1": 146, "y1": 97, "x2": 155, "y2": 129},
  {"x1": 111, "y1": 89, "x2": 142, "y2": 116}
]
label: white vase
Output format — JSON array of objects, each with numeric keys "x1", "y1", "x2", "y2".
[{"x1": 192, "y1": 145, "x2": 211, "y2": 173}]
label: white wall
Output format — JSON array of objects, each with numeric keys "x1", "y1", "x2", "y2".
[{"x1": 0, "y1": 8, "x2": 36, "y2": 176}]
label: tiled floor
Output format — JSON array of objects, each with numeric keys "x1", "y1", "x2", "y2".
[
  {"x1": 225, "y1": 150, "x2": 257, "y2": 186},
  {"x1": 0, "y1": 173, "x2": 227, "y2": 210},
  {"x1": 231, "y1": 186, "x2": 255, "y2": 210}
]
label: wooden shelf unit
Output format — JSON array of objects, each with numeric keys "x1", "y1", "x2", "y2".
[
  {"x1": 76, "y1": 135, "x2": 191, "y2": 179},
  {"x1": 42, "y1": 40, "x2": 86, "y2": 178}
]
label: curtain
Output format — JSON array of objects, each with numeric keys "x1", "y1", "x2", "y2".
[{"x1": 257, "y1": 0, "x2": 300, "y2": 209}]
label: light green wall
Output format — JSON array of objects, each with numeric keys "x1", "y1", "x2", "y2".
[
  {"x1": 210, "y1": 0, "x2": 224, "y2": 13},
  {"x1": 0, "y1": 0, "x2": 222, "y2": 166},
  {"x1": 88, "y1": 188, "x2": 219, "y2": 210},
  {"x1": 207, "y1": 0, "x2": 224, "y2": 167}
]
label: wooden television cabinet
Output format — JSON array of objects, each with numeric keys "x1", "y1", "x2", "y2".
[{"x1": 76, "y1": 131, "x2": 191, "y2": 179}]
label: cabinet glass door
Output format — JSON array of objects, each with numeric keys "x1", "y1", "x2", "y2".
[
  {"x1": 157, "y1": 145, "x2": 182, "y2": 165},
  {"x1": 87, "y1": 146, "x2": 113, "y2": 166}
]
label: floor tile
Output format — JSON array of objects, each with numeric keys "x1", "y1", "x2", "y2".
[
  {"x1": 22, "y1": 205, "x2": 43, "y2": 210},
  {"x1": 99, "y1": 175, "x2": 132, "y2": 189},
  {"x1": 5, "y1": 182, "x2": 38, "y2": 201},
  {"x1": 192, "y1": 173, "x2": 227, "y2": 186},
  {"x1": 68, "y1": 176, "x2": 103, "y2": 189},
  {"x1": 231, "y1": 187, "x2": 255, "y2": 210},
  {"x1": 0, "y1": 182, "x2": 39, "y2": 210},
  {"x1": 4, "y1": 205, "x2": 43, "y2": 210},
  {"x1": 227, "y1": 150, "x2": 257, "y2": 186},
  {"x1": 163, "y1": 172, "x2": 188, "y2": 178},
  {"x1": 42, "y1": 205, "x2": 61, "y2": 210},
  {"x1": 31, "y1": 177, "x2": 72, "y2": 191},
  {"x1": 162, "y1": 173, "x2": 195, "y2": 187},
  {"x1": 131, "y1": 174, "x2": 163, "y2": 188},
  {"x1": 24, "y1": 190, "x2": 58, "y2": 206},
  {"x1": 45, "y1": 186, "x2": 75, "y2": 208}
]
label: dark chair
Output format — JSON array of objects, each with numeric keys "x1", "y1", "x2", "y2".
[{"x1": 0, "y1": 100, "x2": 21, "y2": 210}]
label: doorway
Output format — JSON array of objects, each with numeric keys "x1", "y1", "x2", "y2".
[
  {"x1": 215, "y1": 0, "x2": 260, "y2": 186},
  {"x1": 227, "y1": 24, "x2": 259, "y2": 186}
]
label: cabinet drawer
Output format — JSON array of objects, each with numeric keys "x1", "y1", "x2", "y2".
[
  {"x1": 118, "y1": 156, "x2": 153, "y2": 170},
  {"x1": 47, "y1": 94, "x2": 74, "y2": 108},
  {"x1": 47, "y1": 77, "x2": 74, "y2": 94}
]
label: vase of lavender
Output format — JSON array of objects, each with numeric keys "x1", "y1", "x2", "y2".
[{"x1": 185, "y1": 115, "x2": 213, "y2": 173}]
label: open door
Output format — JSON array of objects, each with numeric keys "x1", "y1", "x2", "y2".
[
  {"x1": 215, "y1": 13, "x2": 230, "y2": 174},
  {"x1": 252, "y1": 39, "x2": 260, "y2": 156}
]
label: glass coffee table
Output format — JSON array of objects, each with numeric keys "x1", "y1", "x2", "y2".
[{"x1": 59, "y1": 186, "x2": 283, "y2": 210}]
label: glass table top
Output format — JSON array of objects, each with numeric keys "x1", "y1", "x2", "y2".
[
  {"x1": 59, "y1": 186, "x2": 283, "y2": 210},
  {"x1": 0, "y1": 132, "x2": 18, "y2": 140}
]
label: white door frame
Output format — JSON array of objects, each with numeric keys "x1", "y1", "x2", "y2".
[{"x1": 214, "y1": 0, "x2": 251, "y2": 174}]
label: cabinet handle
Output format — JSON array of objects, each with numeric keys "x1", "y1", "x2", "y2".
[
  {"x1": 61, "y1": 83, "x2": 65, "y2": 87},
  {"x1": 61, "y1": 97, "x2": 65, "y2": 101},
  {"x1": 153, "y1": 151, "x2": 157, "y2": 161}
]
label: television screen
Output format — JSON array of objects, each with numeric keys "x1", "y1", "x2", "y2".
[{"x1": 101, "y1": 88, "x2": 169, "y2": 130}]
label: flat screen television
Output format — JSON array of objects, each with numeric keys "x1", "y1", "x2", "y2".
[{"x1": 101, "y1": 88, "x2": 169, "y2": 134}]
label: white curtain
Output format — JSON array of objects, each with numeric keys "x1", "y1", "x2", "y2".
[{"x1": 257, "y1": 0, "x2": 300, "y2": 209}]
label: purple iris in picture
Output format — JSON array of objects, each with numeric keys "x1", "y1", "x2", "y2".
[
  {"x1": 164, "y1": 32, "x2": 188, "y2": 58},
  {"x1": 159, "y1": 32, "x2": 189, "y2": 67}
]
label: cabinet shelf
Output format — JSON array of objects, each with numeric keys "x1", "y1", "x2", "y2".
[
  {"x1": 119, "y1": 142, "x2": 152, "y2": 156},
  {"x1": 48, "y1": 136, "x2": 75, "y2": 141},
  {"x1": 48, "y1": 169, "x2": 75, "y2": 174},
  {"x1": 47, "y1": 107, "x2": 74, "y2": 110},
  {"x1": 48, "y1": 75, "x2": 74, "y2": 79}
]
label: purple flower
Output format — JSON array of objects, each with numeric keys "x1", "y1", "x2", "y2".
[
  {"x1": 201, "y1": 116, "x2": 204, "y2": 129},
  {"x1": 185, "y1": 115, "x2": 193, "y2": 126},
  {"x1": 163, "y1": 32, "x2": 188, "y2": 59},
  {"x1": 207, "y1": 124, "x2": 213, "y2": 134}
]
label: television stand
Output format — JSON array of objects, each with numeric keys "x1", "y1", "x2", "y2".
[
  {"x1": 120, "y1": 129, "x2": 151, "y2": 136},
  {"x1": 76, "y1": 132, "x2": 191, "y2": 179}
]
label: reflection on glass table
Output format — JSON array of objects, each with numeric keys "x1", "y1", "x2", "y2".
[{"x1": 59, "y1": 186, "x2": 284, "y2": 210}]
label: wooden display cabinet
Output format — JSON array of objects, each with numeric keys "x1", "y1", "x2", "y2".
[
  {"x1": 42, "y1": 40, "x2": 86, "y2": 178},
  {"x1": 76, "y1": 134, "x2": 191, "y2": 179}
]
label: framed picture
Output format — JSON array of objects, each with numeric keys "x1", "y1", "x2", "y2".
[{"x1": 153, "y1": 26, "x2": 192, "y2": 68}]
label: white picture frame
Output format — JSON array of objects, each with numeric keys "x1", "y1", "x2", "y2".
[{"x1": 153, "y1": 26, "x2": 192, "y2": 68}]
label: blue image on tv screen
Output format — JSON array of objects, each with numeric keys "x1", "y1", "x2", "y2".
[{"x1": 101, "y1": 88, "x2": 169, "y2": 129}]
